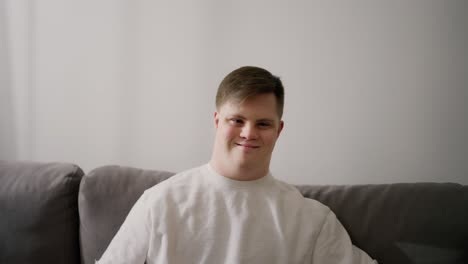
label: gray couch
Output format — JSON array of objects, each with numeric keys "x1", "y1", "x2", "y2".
[{"x1": 0, "y1": 160, "x2": 467, "y2": 264}]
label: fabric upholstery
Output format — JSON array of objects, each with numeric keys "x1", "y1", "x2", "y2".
[
  {"x1": 297, "y1": 183, "x2": 468, "y2": 264},
  {"x1": 78, "y1": 165, "x2": 174, "y2": 264},
  {"x1": 79, "y1": 165, "x2": 468, "y2": 264},
  {"x1": 0, "y1": 160, "x2": 84, "y2": 264}
]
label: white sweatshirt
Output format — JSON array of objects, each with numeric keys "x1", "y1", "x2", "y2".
[{"x1": 98, "y1": 164, "x2": 377, "y2": 264}]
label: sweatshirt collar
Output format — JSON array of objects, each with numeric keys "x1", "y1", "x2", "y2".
[{"x1": 204, "y1": 163, "x2": 274, "y2": 189}]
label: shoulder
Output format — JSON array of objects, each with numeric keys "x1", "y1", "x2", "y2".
[
  {"x1": 141, "y1": 165, "x2": 206, "y2": 202},
  {"x1": 272, "y1": 177, "x2": 332, "y2": 217}
]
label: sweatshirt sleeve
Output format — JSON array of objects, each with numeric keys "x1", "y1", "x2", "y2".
[
  {"x1": 312, "y1": 211, "x2": 377, "y2": 264},
  {"x1": 96, "y1": 191, "x2": 153, "y2": 264}
]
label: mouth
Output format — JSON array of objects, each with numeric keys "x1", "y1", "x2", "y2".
[{"x1": 235, "y1": 143, "x2": 260, "y2": 149}]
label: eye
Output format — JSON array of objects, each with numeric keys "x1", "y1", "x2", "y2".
[
  {"x1": 229, "y1": 118, "x2": 244, "y2": 126},
  {"x1": 257, "y1": 122, "x2": 272, "y2": 128}
]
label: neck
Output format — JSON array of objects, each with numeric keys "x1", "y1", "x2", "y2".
[{"x1": 209, "y1": 159, "x2": 269, "y2": 181}]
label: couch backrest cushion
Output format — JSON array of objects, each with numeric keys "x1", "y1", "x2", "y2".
[
  {"x1": 0, "y1": 160, "x2": 84, "y2": 264},
  {"x1": 297, "y1": 183, "x2": 468, "y2": 264},
  {"x1": 78, "y1": 165, "x2": 174, "y2": 264},
  {"x1": 79, "y1": 165, "x2": 468, "y2": 264}
]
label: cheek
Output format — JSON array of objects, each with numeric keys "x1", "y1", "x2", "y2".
[
  {"x1": 262, "y1": 132, "x2": 279, "y2": 145},
  {"x1": 221, "y1": 126, "x2": 238, "y2": 140}
]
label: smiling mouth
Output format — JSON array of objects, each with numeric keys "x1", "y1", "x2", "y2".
[{"x1": 235, "y1": 143, "x2": 260, "y2": 149}]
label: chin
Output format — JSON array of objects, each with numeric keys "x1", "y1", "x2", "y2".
[{"x1": 235, "y1": 159, "x2": 262, "y2": 170}]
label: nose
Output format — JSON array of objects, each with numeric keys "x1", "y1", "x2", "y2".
[{"x1": 240, "y1": 123, "x2": 258, "y2": 140}]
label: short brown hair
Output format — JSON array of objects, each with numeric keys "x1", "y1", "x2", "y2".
[{"x1": 216, "y1": 66, "x2": 285, "y2": 118}]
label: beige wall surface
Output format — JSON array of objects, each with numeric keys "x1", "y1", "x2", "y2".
[{"x1": 2, "y1": 0, "x2": 467, "y2": 184}]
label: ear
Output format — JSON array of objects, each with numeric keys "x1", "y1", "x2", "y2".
[
  {"x1": 277, "y1": 120, "x2": 284, "y2": 137},
  {"x1": 214, "y1": 112, "x2": 220, "y2": 128}
]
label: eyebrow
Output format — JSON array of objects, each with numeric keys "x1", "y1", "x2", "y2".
[
  {"x1": 226, "y1": 114, "x2": 245, "y2": 120},
  {"x1": 227, "y1": 115, "x2": 275, "y2": 123},
  {"x1": 257, "y1": 119, "x2": 275, "y2": 123}
]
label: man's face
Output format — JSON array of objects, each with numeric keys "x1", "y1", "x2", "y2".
[{"x1": 212, "y1": 93, "x2": 284, "y2": 172}]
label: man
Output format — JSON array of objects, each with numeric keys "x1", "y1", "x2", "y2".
[{"x1": 98, "y1": 66, "x2": 377, "y2": 263}]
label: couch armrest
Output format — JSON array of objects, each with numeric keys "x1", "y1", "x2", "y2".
[{"x1": 0, "y1": 160, "x2": 84, "y2": 264}]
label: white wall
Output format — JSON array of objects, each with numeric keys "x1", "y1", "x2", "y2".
[{"x1": 2, "y1": 0, "x2": 467, "y2": 184}]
